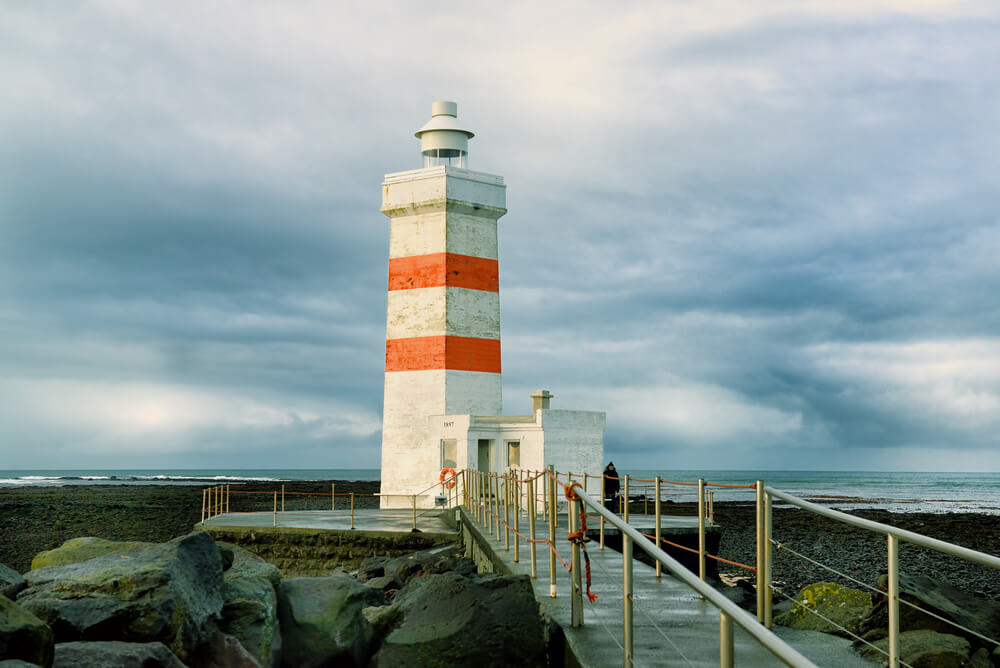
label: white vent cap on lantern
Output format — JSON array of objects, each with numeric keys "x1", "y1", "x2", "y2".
[{"x1": 415, "y1": 101, "x2": 473, "y2": 167}]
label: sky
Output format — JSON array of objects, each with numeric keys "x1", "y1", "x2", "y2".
[{"x1": 1, "y1": 1, "x2": 999, "y2": 472}]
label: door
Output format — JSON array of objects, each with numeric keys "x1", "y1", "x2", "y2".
[{"x1": 477, "y1": 439, "x2": 492, "y2": 473}]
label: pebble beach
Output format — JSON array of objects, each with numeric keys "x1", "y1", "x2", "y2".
[{"x1": 2, "y1": 483, "x2": 998, "y2": 607}]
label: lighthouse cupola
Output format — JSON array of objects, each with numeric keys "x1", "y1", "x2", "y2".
[{"x1": 414, "y1": 100, "x2": 474, "y2": 168}]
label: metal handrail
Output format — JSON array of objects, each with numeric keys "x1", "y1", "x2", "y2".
[
  {"x1": 764, "y1": 486, "x2": 1000, "y2": 570},
  {"x1": 572, "y1": 485, "x2": 817, "y2": 668}
]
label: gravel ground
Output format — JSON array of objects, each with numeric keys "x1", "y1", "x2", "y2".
[
  {"x1": 711, "y1": 503, "x2": 1000, "y2": 604},
  {"x1": 3, "y1": 485, "x2": 998, "y2": 608},
  {"x1": 0, "y1": 481, "x2": 380, "y2": 574}
]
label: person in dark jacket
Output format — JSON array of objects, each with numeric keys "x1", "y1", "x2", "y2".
[{"x1": 603, "y1": 462, "x2": 621, "y2": 511}]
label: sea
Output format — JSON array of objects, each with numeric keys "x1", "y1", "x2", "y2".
[{"x1": 1, "y1": 469, "x2": 999, "y2": 514}]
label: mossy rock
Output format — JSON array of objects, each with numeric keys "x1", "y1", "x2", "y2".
[
  {"x1": 774, "y1": 581, "x2": 873, "y2": 637},
  {"x1": 31, "y1": 537, "x2": 154, "y2": 570}
]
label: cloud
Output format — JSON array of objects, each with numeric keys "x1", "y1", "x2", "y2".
[{"x1": 1, "y1": 1, "x2": 999, "y2": 470}]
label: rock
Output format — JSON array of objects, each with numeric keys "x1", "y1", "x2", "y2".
[
  {"x1": 276, "y1": 574, "x2": 386, "y2": 668},
  {"x1": 218, "y1": 544, "x2": 280, "y2": 667},
  {"x1": 0, "y1": 660, "x2": 41, "y2": 667},
  {"x1": 382, "y1": 543, "x2": 460, "y2": 585},
  {"x1": 774, "y1": 581, "x2": 872, "y2": 636},
  {"x1": 17, "y1": 531, "x2": 224, "y2": 664},
  {"x1": 185, "y1": 630, "x2": 262, "y2": 668},
  {"x1": 370, "y1": 573, "x2": 546, "y2": 667},
  {"x1": 862, "y1": 572, "x2": 1000, "y2": 642},
  {"x1": 30, "y1": 538, "x2": 154, "y2": 570},
  {"x1": 967, "y1": 647, "x2": 992, "y2": 668},
  {"x1": 857, "y1": 629, "x2": 970, "y2": 668},
  {"x1": 357, "y1": 556, "x2": 389, "y2": 581},
  {"x1": 361, "y1": 605, "x2": 402, "y2": 637},
  {"x1": 364, "y1": 575, "x2": 398, "y2": 594},
  {"x1": 0, "y1": 564, "x2": 25, "y2": 601},
  {"x1": 51, "y1": 641, "x2": 184, "y2": 667},
  {"x1": 219, "y1": 546, "x2": 235, "y2": 572},
  {"x1": 0, "y1": 595, "x2": 52, "y2": 668}
]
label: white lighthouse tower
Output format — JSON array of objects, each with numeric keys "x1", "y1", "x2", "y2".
[
  {"x1": 378, "y1": 102, "x2": 605, "y2": 509},
  {"x1": 379, "y1": 101, "x2": 506, "y2": 508}
]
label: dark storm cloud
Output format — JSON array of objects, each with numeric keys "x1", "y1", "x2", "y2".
[{"x1": 1, "y1": 2, "x2": 999, "y2": 469}]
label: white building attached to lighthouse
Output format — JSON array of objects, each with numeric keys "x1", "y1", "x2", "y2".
[{"x1": 379, "y1": 102, "x2": 605, "y2": 508}]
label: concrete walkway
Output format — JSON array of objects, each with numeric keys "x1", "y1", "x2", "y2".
[
  {"x1": 460, "y1": 507, "x2": 874, "y2": 667},
  {"x1": 199, "y1": 507, "x2": 457, "y2": 535}
]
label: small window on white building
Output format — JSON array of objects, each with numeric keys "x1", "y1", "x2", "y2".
[
  {"x1": 507, "y1": 441, "x2": 520, "y2": 468},
  {"x1": 440, "y1": 439, "x2": 457, "y2": 469}
]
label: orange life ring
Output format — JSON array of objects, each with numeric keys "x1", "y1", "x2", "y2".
[{"x1": 440, "y1": 467, "x2": 457, "y2": 488}]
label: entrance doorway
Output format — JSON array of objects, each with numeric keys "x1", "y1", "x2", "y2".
[{"x1": 477, "y1": 439, "x2": 493, "y2": 473}]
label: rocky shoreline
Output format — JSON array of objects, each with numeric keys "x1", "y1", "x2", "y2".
[{"x1": 711, "y1": 502, "x2": 1000, "y2": 603}]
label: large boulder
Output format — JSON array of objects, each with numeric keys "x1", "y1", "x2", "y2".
[
  {"x1": 276, "y1": 574, "x2": 386, "y2": 668},
  {"x1": 370, "y1": 572, "x2": 546, "y2": 667},
  {"x1": 218, "y1": 544, "x2": 280, "y2": 667},
  {"x1": 774, "y1": 582, "x2": 872, "y2": 636},
  {"x1": 380, "y1": 543, "x2": 468, "y2": 589},
  {"x1": 862, "y1": 572, "x2": 1000, "y2": 643},
  {"x1": 17, "y1": 531, "x2": 223, "y2": 664},
  {"x1": 857, "y1": 629, "x2": 970, "y2": 668},
  {"x1": 0, "y1": 565, "x2": 25, "y2": 601},
  {"x1": 0, "y1": 595, "x2": 52, "y2": 668},
  {"x1": 30, "y1": 538, "x2": 154, "y2": 570},
  {"x1": 51, "y1": 641, "x2": 184, "y2": 667}
]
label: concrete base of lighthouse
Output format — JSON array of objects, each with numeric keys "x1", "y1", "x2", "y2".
[{"x1": 380, "y1": 392, "x2": 605, "y2": 509}]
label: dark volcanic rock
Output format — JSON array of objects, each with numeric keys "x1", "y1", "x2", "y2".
[
  {"x1": 218, "y1": 544, "x2": 280, "y2": 667},
  {"x1": 30, "y1": 538, "x2": 155, "y2": 571},
  {"x1": 276, "y1": 574, "x2": 386, "y2": 668},
  {"x1": 382, "y1": 543, "x2": 460, "y2": 586},
  {"x1": 52, "y1": 640, "x2": 184, "y2": 667},
  {"x1": 857, "y1": 629, "x2": 971, "y2": 667},
  {"x1": 186, "y1": 631, "x2": 262, "y2": 668},
  {"x1": 861, "y1": 572, "x2": 1000, "y2": 643},
  {"x1": 0, "y1": 595, "x2": 52, "y2": 668},
  {"x1": 774, "y1": 581, "x2": 872, "y2": 636},
  {"x1": 370, "y1": 572, "x2": 546, "y2": 668},
  {"x1": 0, "y1": 564, "x2": 25, "y2": 601},
  {"x1": 17, "y1": 531, "x2": 223, "y2": 663}
]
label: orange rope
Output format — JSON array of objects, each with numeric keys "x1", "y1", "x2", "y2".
[{"x1": 564, "y1": 482, "x2": 598, "y2": 603}]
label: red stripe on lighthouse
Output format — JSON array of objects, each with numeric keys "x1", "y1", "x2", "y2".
[
  {"x1": 388, "y1": 253, "x2": 499, "y2": 292},
  {"x1": 385, "y1": 336, "x2": 501, "y2": 373}
]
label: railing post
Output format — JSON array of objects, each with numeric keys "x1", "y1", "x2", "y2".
[
  {"x1": 709, "y1": 490, "x2": 715, "y2": 525},
  {"x1": 514, "y1": 475, "x2": 521, "y2": 563},
  {"x1": 201, "y1": 488, "x2": 206, "y2": 524},
  {"x1": 504, "y1": 474, "x2": 511, "y2": 552},
  {"x1": 600, "y1": 472, "x2": 606, "y2": 549},
  {"x1": 547, "y1": 465, "x2": 557, "y2": 598},
  {"x1": 226, "y1": 484, "x2": 230, "y2": 514},
  {"x1": 281, "y1": 484, "x2": 285, "y2": 513},
  {"x1": 698, "y1": 478, "x2": 706, "y2": 594},
  {"x1": 412, "y1": 495, "x2": 417, "y2": 530},
  {"x1": 272, "y1": 491, "x2": 277, "y2": 528},
  {"x1": 569, "y1": 494, "x2": 583, "y2": 627},
  {"x1": 493, "y1": 475, "x2": 501, "y2": 540},
  {"x1": 332, "y1": 483, "x2": 335, "y2": 511},
  {"x1": 655, "y1": 476, "x2": 662, "y2": 579},
  {"x1": 720, "y1": 611, "x2": 734, "y2": 668},
  {"x1": 529, "y1": 476, "x2": 537, "y2": 578},
  {"x1": 765, "y1": 489, "x2": 773, "y2": 628},
  {"x1": 350, "y1": 492, "x2": 355, "y2": 530},
  {"x1": 756, "y1": 480, "x2": 766, "y2": 623},
  {"x1": 623, "y1": 474, "x2": 633, "y2": 668},
  {"x1": 888, "y1": 534, "x2": 900, "y2": 668}
]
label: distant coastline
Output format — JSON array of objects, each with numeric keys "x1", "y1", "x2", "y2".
[{"x1": 2, "y1": 468, "x2": 999, "y2": 514}]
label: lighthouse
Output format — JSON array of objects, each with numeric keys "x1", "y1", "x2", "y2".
[
  {"x1": 379, "y1": 102, "x2": 506, "y2": 507},
  {"x1": 379, "y1": 102, "x2": 605, "y2": 509}
]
